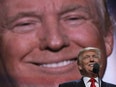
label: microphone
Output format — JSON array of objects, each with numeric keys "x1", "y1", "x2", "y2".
[
  {"x1": 92, "y1": 63, "x2": 101, "y2": 87},
  {"x1": 92, "y1": 63, "x2": 100, "y2": 74}
]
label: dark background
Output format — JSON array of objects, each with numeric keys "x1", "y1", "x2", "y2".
[{"x1": 107, "y1": 0, "x2": 116, "y2": 21}]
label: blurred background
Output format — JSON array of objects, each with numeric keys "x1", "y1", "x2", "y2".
[{"x1": 103, "y1": 0, "x2": 116, "y2": 85}]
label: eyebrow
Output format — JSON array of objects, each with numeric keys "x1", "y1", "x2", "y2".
[
  {"x1": 59, "y1": 4, "x2": 90, "y2": 15},
  {"x1": 8, "y1": 5, "x2": 89, "y2": 21},
  {"x1": 8, "y1": 12, "x2": 40, "y2": 22},
  {"x1": 6, "y1": 12, "x2": 40, "y2": 28}
]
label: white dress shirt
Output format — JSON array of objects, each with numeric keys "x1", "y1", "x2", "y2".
[{"x1": 83, "y1": 77, "x2": 101, "y2": 87}]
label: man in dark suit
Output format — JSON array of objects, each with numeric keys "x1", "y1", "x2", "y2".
[
  {"x1": 59, "y1": 79, "x2": 116, "y2": 87},
  {"x1": 59, "y1": 47, "x2": 116, "y2": 87}
]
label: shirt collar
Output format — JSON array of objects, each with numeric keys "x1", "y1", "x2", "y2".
[{"x1": 83, "y1": 77, "x2": 99, "y2": 84}]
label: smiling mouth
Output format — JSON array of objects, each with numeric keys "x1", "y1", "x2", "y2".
[
  {"x1": 40, "y1": 60, "x2": 74, "y2": 68},
  {"x1": 89, "y1": 63, "x2": 95, "y2": 67},
  {"x1": 30, "y1": 58, "x2": 77, "y2": 68},
  {"x1": 89, "y1": 64, "x2": 94, "y2": 67}
]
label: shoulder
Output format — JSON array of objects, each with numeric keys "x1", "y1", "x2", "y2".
[
  {"x1": 105, "y1": 82, "x2": 116, "y2": 87},
  {"x1": 59, "y1": 80, "x2": 80, "y2": 87},
  {"x1": 102, "y1": 81, "x2": 116, "y2": 87}
]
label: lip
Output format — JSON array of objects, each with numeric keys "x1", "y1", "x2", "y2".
[{"x1": 26, "y1": 58, "x2": 77, "y2": 74}]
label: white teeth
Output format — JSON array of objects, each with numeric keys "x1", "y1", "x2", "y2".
[
  {"x1": 41, "y1": 60, "x2": 73, "y2": 68},
  {"x1": 89, "y1": 64, "x2": 94, "y2": 66},
  {"x1": 90, "y1": 65, "x2": 93, "y2": 66}
]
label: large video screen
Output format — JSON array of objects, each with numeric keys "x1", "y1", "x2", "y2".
[{"x1": 0, "y1": 0, "x2": 115, "y2": 87}]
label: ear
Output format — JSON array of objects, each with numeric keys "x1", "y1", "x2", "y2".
[
  {"x1": 78, "y1": 64, "x2": 82, "y2": 70},
  {"x1": 99, "y1": 62, "x2": 102, "y2": 68},
  {"x1": 104, "y1": 26, "x2": 113, "y2": 56}
]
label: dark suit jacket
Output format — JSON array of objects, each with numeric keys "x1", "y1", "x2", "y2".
[{"x1": 59, "y1": 78, "x2": 116, "y2": 87}]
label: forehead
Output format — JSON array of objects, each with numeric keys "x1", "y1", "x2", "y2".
[
  {"x1": 82, "y1": 50, "x2": 97, "y2": 56},
  {"x1": 5, "y1": 0, "x2": 95, "y2": 15},
  {"x1": 6, "y1": 0, "x2": 92, "y2": 7}
]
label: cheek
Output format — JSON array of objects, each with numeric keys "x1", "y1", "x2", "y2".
[
  {"x1": 65, "y1": 22, "x2": 105, "y2": 47},
  {"x1": 1, "y1": 32, "x2": 37, "y2": 60},
  {"x1": 80, "y1": 61, "x2": 88, "y2": 68}
]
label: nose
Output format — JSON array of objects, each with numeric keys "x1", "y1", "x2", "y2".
[
  {"x1": 46, "y1": 32, "x2": 69, "y2": 51},
  {"x1": 39, "y1": 16, "x2": 69, "y2": 51},
  {"x1": 90, "y1": 56, "x2": 94, "y2": 62}
]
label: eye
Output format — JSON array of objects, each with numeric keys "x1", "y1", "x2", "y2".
[
  {"x1": 68, "y1": 15, "x2": 85, "y2": 20},
  {"x1": 83, "y1": 55, "x2": 90, "y2": 59},
  {"x1": 15, "y1": 21, "x2": 36, "y2": 28},
  {"x1": 67, "y1": 16, "x2": 80, "y2": 20},
  {"x1": 60, "y1": 10, "x2": 90, "y2": 28},
  {"x1": 65, "y1": 15, "x2": 84, "y2": 21},
  {"x1": 13, "y1": 21, "x2": 37, "y2": 33},
  {"x1": 61, "y1": 14, "x2": 87, "y2": 27},
  {"x1": 93, "y1": 55, "x2": 99, "y2": 58},
  {"x1": 11, "y1": 18, "x2": 41, "y2": 33},
  {"x1": 16, "y1": 22, "x2": 33, "y2": 26}
]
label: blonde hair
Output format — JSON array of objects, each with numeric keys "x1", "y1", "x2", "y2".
[{"x1": 95, "y1": 0, "x2": 111, "y2": 33}]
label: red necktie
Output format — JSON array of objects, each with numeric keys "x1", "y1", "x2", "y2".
[{"x1": 89, "y1": 78, "x2": 96, "y2": 87}]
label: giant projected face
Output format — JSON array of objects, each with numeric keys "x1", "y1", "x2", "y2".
[
  {"x1": 103, "y1": 0, "x2": 116, "y2": 85},
  {"x1": 0, "y1": 0, "x2": 113, "y2": 87}
]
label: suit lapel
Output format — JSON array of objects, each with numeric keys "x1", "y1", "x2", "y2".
[
  {"x1": 75, "y1": 78, "x2": 86, "y2": 87},
  {"x1": 101, "y1": 80, "x2": 106, "y2": 87}
]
